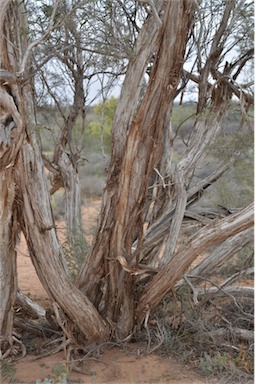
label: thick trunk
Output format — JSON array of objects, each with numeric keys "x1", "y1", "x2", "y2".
[
  {"x1": 0, "y1": 0, "x2": 27, "y2": 355},
  {"x1": 0, "y1": 171, "x2": 17, "y2": 357},
  {"x1": 0, "y1": 90, "x2": 22, "y2": 347},
  {"x1": 77, "y1": 0, "x2": 195, "y2": 338},
  {"x1": 16, "y1": 139, "x2": 109, "y2": 343},
  {"x1": 0, "y1": 0, "x2": 110, "y2": 347}
]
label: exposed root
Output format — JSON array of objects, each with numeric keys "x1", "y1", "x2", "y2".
[
  {"x1": 11, "y1": 334, "x2": 26, "y2": 360},
  {"x1": 0, "y1": 338, "x2": 12, "y2": 360},
  {"x1": 0, "y1": 334, "x2": 26, "y2": 361}
]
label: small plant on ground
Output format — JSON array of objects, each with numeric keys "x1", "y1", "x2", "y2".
[
  {"x1": 35, "y1": 363, "x2": 69, "y2": 384},
  {"x1": 0, "y1": 361, "x2": 16, "y2": 384}
]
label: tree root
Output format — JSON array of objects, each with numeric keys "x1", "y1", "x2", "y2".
[{"x1": 0, "y1": 333, "x2": 26, "y2": 361}]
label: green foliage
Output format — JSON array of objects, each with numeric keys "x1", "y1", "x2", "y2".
[
  {"x1": 94, "y1": 96, "x2": 118, "y2": 121},
  {"x1": 198, "y1": 352, "x2": 235, "y2": 374},
  {"x1": 86, "y1": 96, "x2": 118, "y2": 154},
  {"x1": 217, "y1": 242, "x2": 254, "y2": 275},
  {"x1": 0, "y1": 361, "x2": 16, "y2": 384},
  {"x1": 63, "y1": 227, "x2": 91, "y2": 280},
  {"x1": 171, "y1": 103, "x2": 196, "y2": 138},
  {"x1": 35, "y1": 364, "x2": 69, "y2": 384}
]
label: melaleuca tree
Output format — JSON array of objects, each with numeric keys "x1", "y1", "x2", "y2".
[{"x1": 0, "y1": 0, "x2": 253, "y2": 361}]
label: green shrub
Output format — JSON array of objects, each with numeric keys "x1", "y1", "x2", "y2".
[
  {"x1": 0, "y1": 361, "x2": 16, "y2": 384},
  {"x1": 35, "y1": 364, "x2": 69, "y2": 384},
  {"x1": 198, "y1": 351, "x2": 235, "y2": 375}
]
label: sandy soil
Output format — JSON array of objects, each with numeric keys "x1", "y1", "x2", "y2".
[
  {"x1": 11, "y1": 348, "x2": 209, "y2": 384},
  {"x1": 10, "y1": 199, "x2": 251, "y2": 384}
]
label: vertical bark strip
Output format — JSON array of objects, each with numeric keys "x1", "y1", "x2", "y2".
[
  {"x1": 0, "y1": 171, "x2": 17, "y2": 353},
  {"x1": 0, "y1": 0, "x2": 25, "y2": 354}
]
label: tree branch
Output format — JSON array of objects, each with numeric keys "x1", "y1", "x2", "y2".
[{"x1": 137, "y1": 203, "x2": 254, "y2": 323}]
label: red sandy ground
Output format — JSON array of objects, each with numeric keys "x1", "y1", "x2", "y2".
[{"x1": 10, "y1": 199, "x2": 251, "y2": 384}]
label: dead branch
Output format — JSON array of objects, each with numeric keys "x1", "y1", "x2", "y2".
[
  {"x1": 13, "y1": 318, "x2": 60, "y2": 338},
  {"x1": 177, "y1": 228, "x2": 253, "y2": 287},
  {"x1": 137, "y1": 203, "x2": 254, "y2": 322},
  {"x1": 197, "y1": 286, "x2": 254, "y2": 300},
  {"x1": 220, "y1": 267, "x2": 254, "y2": 287},
  {"x1": 199, "y1": 327, "x2": 254, "y2": 344},
  {"x1": 15, "y1": 291, "x2": 46, "y2": 319}
]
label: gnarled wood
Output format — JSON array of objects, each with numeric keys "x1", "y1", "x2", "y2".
[
  {"x1": 0, "y1": 0, "x2": 26, "y2": 356},
  {"x1": 16, "y1": 139, "x2": 110, "y2": 343},
  {"x1": 77, "y1": 0, "x2": 196, "y2": 338}
]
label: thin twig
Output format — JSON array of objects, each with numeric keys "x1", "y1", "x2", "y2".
[
  {"x1": 18, "y1": 0, "x2": 61, "y2": 76},
  {"x1": 183, "y1": 275, "x2": 199, "y2": 305}
]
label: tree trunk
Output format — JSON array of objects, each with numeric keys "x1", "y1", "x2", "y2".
[
  {"x1": 16, "y1": 139, "x2": 110, "y2": 343},
  {"x1": 77, "y1": 0, "x2": 196, "y2": 339},
  {"x1": 0, "y1": 0, "x2": 27, "y2": 357},
  {"x1": 1, "y1": 0, "x2": 253, "y2": 354},
  {"x1": 0, "y1": 170, "x2": 17, "y2": 357},
  {"x1": 0, "y1": 0, "x2": 109, "y2": 346}
]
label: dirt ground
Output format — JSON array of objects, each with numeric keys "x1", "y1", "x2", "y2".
[{"x1": 9, "y1": 198, "x2": 251, "y2": 384}]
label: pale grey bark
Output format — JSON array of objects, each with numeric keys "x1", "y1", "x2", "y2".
[
  {"x1": 197, "y1": 286, "x2": 254, "y2": 299},
  {"x1": 177, "y1": 227, "x2": 253, "y2": 287},
  {"x1": 198, "y1": 328, "x2": 254, "y2": 344},
  {"x1": 0, "y1": 0, "x2": 26, "y2": 357},
  {"x1": 17, "y1": 140, "x2": 109, "y2": 342},
  {"x1": 58, "y1": 152, "x2": 85, "y2": 256},
  {"x1": 16, "y1": 291, "x2": 46, "y2": 319},
  {"x1": 137, "y1": 203, "x2": 254, "y2": 323},
  {"x1": 0, "y1": 172, "x2": 17, "y2": 356}
]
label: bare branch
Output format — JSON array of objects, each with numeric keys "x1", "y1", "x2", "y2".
[
  {"x1": 137, "y1": 203, "x2": 254, "y2": 322},
  {"x1": 18, "y1": 0, "x2": 61, "y2": 76},
  {"x1": 138, "y1": 0, "x2": 162, "y2": 28}
]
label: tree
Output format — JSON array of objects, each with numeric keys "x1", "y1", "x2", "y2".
[
  {"x1": 29, "y1": 0, "x2": 141, "y2": 255},
  {"x1": 0, "y1": 0, "x2": 253, "y2": 360}
]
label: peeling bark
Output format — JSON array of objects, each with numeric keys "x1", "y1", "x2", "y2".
[
  {"x1": 77, "y1": 0, "x2": 196, "y2": 338},
  {"x1": 0, "y1": 0, "x2": 26, "y2": 356},
  {"x1": 0, "y1": 171, "x2": 17, "y2": 354},
  {"x1": 16, "y1": 139, "x2": 109, "y2": 343}
]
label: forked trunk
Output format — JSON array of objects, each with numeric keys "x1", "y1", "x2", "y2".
[
  {"x1": 77, "y1": 0, "x2": 196, "y2": 338},
  {"x1": 1, "y1": 0, "x2": 253, "y2": 353}
]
